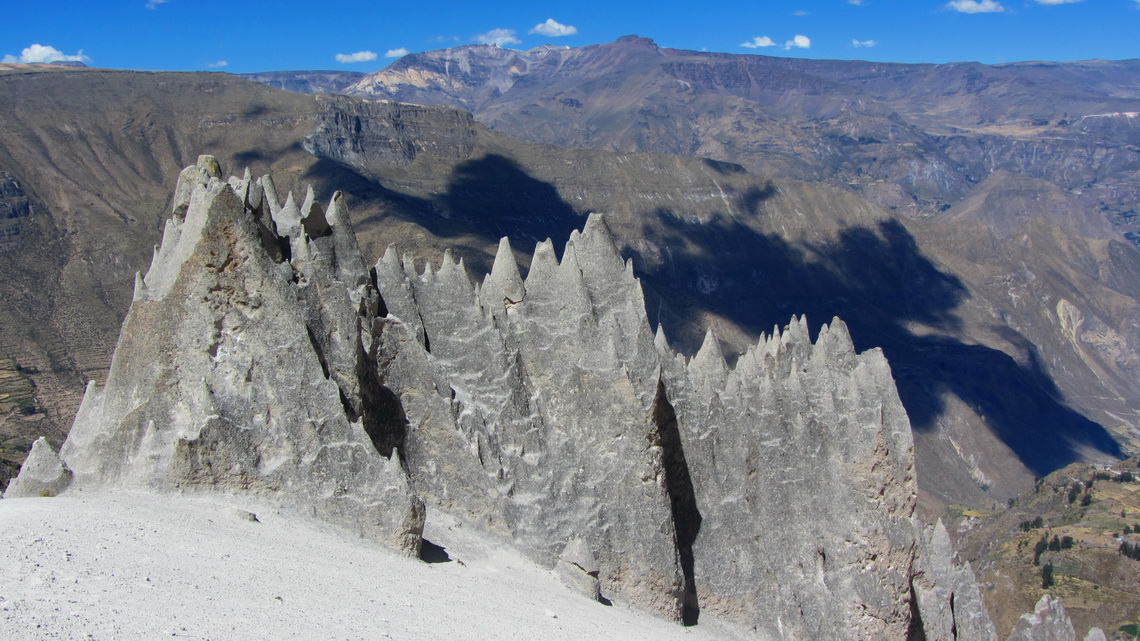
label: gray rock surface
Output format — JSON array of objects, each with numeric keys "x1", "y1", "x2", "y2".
[
  {"x1": 374, "y1": 216, "x2": 686, "y2": 620},
  {"x1": 373, "y1": 212, "x2": 994, "y2": 637},
  {"x1": 53, "y1": 156, "x2": 424, "y2": 554},
  {"x1": 658, "y1": 316, "x2": 922, "y2": 639},
  {"x1": 1006, "y1": 595, "x2": 1076, "y2": 641},
  {"x1": 915, "y1": 520, "x2": 998, "y2": 641},
  {"x1": 3, "y1": 437, "x2": 71, "y2": 498},
  {"x1": 11, "y1": 160, "x2": 998, "y2": 636}
]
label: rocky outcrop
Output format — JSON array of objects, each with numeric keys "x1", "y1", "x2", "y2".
[
  {"x1": 1006, "y1": 595, "x2": 1076, "y2": 641},
  {"x1": 1003, "y1": 594, "x2": 1108, "y2": 641},
  {"x1": 374, "y1": 219, "x2": 686, "y2": 620},
  {"x1": 50, "y1": 156, "x2": 424, "y2": 554},
  {"x1": 915, "y1": 520, "x2": 998, "y2": 641},
  {"x1": 305, "y1": 95, "x2": 477, "y2": 169},
  {"x1": 2, "y1": 437, "x2": 71, "y2": 498},
  {"x1": 9, "y1": 158, "x2": 995, "y2": 637},
  {"x1": 371, "y1": 210, "x2": 993, "y2": 637}
]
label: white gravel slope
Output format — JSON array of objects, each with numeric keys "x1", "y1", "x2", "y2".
[{"x1": 0, "y1": 492, "x2": 752, "y2": 641}]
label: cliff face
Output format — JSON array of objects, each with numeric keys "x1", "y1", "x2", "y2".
[{"x1": 8, "y1": 158, "x2": 995, "y2": 638}]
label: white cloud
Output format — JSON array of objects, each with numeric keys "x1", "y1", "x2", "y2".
[
  {"x1": 1034, "y1": 0, "x2": 1082, "y2": 3},
  {"x1": 145, "y1": 0, "x2": 167, "y2": 8},
  {"x1": 793, "y1": 10, "x2": 809, "y2": 16},
  {"x1": 741, "y1": 36, "x2": 778, "y2": 48},
  {"x1": 529, "y1": 19, "x2": 577, "y2": 37},
  {"x1": 207, "y1": 60, "x2": 228, "y2": 68},
  {"x1": 785, "y1": 34, "x2": 811, "y2": 49},
  {"x1": 2, "y1": 44, "x2": 90, "y2": 64},
  {"x1": 335, "y1": 50, "x2": 378, "y2": 64},
  {"x1": 946, "y1": 0, "x2": 1005, "y2": 13},
  {"x1": 852, "y1": 39, "x2": 877, "y2": 48},
  {"x1": 385, "y1": 48, "x2": 409, "y2": 58},
  {"x1": 475, "y1": 29, "x2": 520, "y2": 46},
  {"x1": 848, "y1": 0, "x2": 863, "y2": 5}
]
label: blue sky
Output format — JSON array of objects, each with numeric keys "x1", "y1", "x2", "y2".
[{"x1": 1, "y1": 0, "x2": 1137, "y2": 73}]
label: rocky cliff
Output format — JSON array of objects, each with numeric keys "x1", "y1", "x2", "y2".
[{"x1": 7, "y1": 157, "x2": 996, "y2": 639}]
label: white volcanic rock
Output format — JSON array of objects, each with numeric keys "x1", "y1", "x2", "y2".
[
  {"x1": 2, "y1": 437, "x2": 71, "y2": 498},
  {"x1": 914, "y1": 520, "x2": 998, "y2": 641},
  {"x1": 46, "y1": 156, "x2": 424, "y2": 554},
  {"x1": 8, "y1": 162, "x2": 995, "y2": 638},
  {"x1": 374, "y1": 212, "x2": 993, "y2": 638},
  {"x1": 1006, "y1": 594, "x2": 1076, "y2": 641}
]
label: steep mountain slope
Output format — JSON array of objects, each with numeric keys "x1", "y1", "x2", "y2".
[
  {"x1": 0, "y1": 66, "x2": 1134, "y2": 517},
  {"x1": 342, "y1": 37, "x2": 1140, "y2": 240}
]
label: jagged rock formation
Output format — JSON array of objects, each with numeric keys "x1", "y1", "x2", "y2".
[
  {"x1": 7, "y1": 159, "x2": 996, "y2": 639},
  {"x1": 38, "y1": 156, "x2": 424, "y2": 553},
  {"x1": 2, "y1": 437, "x2": 71, "y2": 498},
  {"x1": 914, "y1": 520, "x2": 998, "y2": 641},
  {"x1": 370, "y1": 207, "x2": 993, "y2": 636},
  {"x1": 1005, "y1": 595, "x2": 1077, "y2": 641},
  {"x1": 1002, "y1": 594, "x2": 1108, "y2": 641}
]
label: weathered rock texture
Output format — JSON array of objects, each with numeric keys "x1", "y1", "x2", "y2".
[
  {"x1": 45, "y1": 156, "x2": 424, "y2": 553},
  {"x1": 9, "y1": 160, "x2": 995, "y2": 638},
  {"x1": 371, "y1": 209, "x2": 995, "y2": 637},
  {"x1": 915, "y1": 520, "x2": 999, "y2": 641},
  {"x1": 1005, "y1": 595, "x2": 1076, "y2": 641},
  {"x1": 2, "y1": 437, "x2": 71, "y2": 498}
]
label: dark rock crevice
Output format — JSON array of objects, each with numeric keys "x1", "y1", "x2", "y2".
[{"x1": 652, "y1": 378, "x2": 701, "y2": 626}]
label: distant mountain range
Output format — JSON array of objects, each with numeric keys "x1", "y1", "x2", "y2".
[{"x1": 253, "y1": 36, "x2": 1140, "y2": 242}]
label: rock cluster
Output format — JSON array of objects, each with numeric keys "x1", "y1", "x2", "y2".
[
  {"x1": 6, "y1": 157, "x2": 996, "y2": 639},
  {"x1": 1006, "y1": 594, "x2": 1107, "y2": 641}
]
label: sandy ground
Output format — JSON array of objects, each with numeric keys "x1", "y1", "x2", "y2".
[{"x1": 0, "y1": 491, "x2": 753, "y2": 640}]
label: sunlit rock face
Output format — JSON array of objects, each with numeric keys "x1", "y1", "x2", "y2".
[
  {"x1": 52, "y1": 156, "x2": 425, "y2": 554},
  {"x1": 11, "y1": 158, "x2": 995, "y2": 638}
]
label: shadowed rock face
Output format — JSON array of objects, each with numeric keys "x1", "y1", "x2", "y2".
[{"x1": 9, "y1": 160, "x2": 995, "y2": 637}]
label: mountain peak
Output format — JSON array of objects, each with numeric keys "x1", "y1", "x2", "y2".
[{"x1": 612, "y1": 35, "x2": 658, "y2": 49}]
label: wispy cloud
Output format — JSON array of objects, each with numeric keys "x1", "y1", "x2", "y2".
[
  {"x1": 946, "y1": 0, "x2": 1005, "y2": 13},
  {"x1": 335, "y1": 50, "x2": 378, "y2": 64},
  {"x1": 385, "y1": 48, "x2": 409, "y2": 58},
  {"x1": 207, "y1": 60, "x2": 228, "y2": 68},
  {"x1": 852, "y1": 39, "x2": 877, "y2": 48},
  {"x1": 741, "y1": 36, "x2": 777, "y2": 48},
  {"x1": 145, "y1": 0, "x2": 167, "y2": 8},
  {"x1": 793, "y1": 10, "x2": 809, "y2": 16},
  {"x1": 785, "y1": 35, "x2": 811, "y2": 49},
  {"x1": 529, "y1": 19, "x2": 577, "y2": 37},
  {"x1": 1035, "y1": 0, "x2": 1082, "y2": 4},
  {"x1": 848, "y1": 0, "x2": 863, "y2": 5},
  {"x1": 2, "y1": 44, "x2": 90, "y2": 64},
  {"x1": 475, "y1": 29, "x2": 520, "y2": 46}
]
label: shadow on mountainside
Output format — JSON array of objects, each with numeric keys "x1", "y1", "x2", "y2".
[
  {"x1": 305, "y1": 154, "x2": 585, "y2": 263},
  {"x1": 633, "y1": 213, "x2": 1122, "y2": 478},
  {"x1": 305, "y1": 153, "x2": 1121, "y2": 479}
]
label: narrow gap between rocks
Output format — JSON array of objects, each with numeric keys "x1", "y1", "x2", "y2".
[
  {"x1": 906, "y1": 578, "x2": 927, "y2": 641},
  {"x1": 653, "y1": 378, "x2": 702, "y2": 626},
  {"x1": 358, "y1": 342, "x2": 409, "y2": 463}
]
